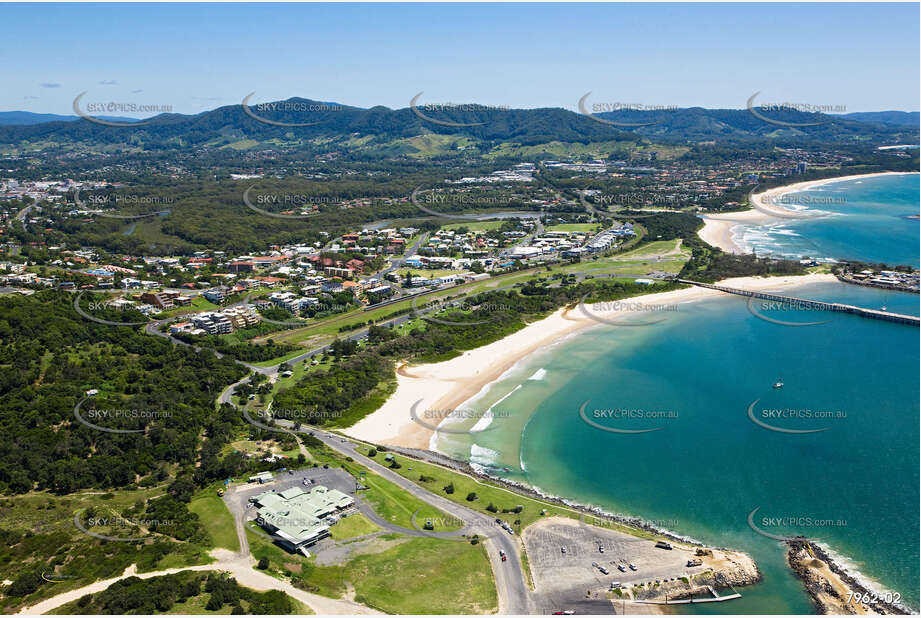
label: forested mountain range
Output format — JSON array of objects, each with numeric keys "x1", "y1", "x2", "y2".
[{"x1": 1, "y1": 97, "x2": 916, "y2": 151}]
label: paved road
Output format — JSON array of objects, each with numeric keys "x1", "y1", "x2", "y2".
[
  {"x1": 14, "y1": 203, "x2": 33, "y2": 232},
  {"x1": 217, "y1": 405, "x2": 532, "y2": 613},
  {"x1": 378, "y1": 232, "x2": 430, "y2": 277},
  {"x1": 306, "y1": 428, "x2": 533, "y2": 614},
  {"x1": 14, "y1": 203, "x2": 33, "y2": 222}
]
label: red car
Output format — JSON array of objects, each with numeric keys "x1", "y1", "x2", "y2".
[{"x1": 499, "y1": 550, "x2": 507, "y2": 562}]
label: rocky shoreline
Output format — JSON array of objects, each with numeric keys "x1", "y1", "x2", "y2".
[
  {"x1": 787, "y1": 539, "x2": 909, "y2": 615},
  {"x1": 382, "y1": 443, "x2": 758, "y2": 559},
  {"x1": 835, "y1": 274, "x2": 919, "y2": 294}
]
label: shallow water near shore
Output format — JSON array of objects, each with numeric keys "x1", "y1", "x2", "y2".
[
  {"x1": 435, "y1": 281, "x2": 920, "y2": 613},
  {"x1": 734, "y1": 173, "x2": 919, "y2": 266}
]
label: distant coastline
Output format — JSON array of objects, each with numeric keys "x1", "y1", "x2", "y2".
[{"x1": 698, "y1": 171, "x2": 920, "y2": 254}]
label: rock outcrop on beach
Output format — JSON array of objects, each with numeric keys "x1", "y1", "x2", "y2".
[{"x1": 786, "y1": 539, "x2": 909, "y2": 615}]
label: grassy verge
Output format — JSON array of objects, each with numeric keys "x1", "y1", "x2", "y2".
[
  {"x1": 520, "y1": 548, "x2": 535, "y2": 590},
  {"x1": 353, "y1": 467, "x2": 463, "y2": 532},
  {"x1": 189, "y1": 484, "x2": 240, "y2": 553},
  {"x1": 378, "y1": 452, "x2": 575, "y2": 531},
  {"x1": 369, "y1": 450, "x2": 664, "y2": 540}
]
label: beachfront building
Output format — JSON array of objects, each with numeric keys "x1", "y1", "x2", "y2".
[{"x1": 253, "y1": 485, "x2": 355, "y2": 554}]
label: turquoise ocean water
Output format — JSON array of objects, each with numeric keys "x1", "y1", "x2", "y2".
[
  {"x1": 733, "y1": 173, "x2": 919, "y2": 267},
  {"x1": 434, "y1": 174, "x2": 920, "y2": 613}
]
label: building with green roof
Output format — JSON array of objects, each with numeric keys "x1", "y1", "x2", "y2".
[{"x1": 253, "y1": 485, "x2": 355, "y2": 554}]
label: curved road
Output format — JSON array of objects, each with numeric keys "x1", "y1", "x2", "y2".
[{"x1": 302, "y1": 428, "x2": 532, "y2": 614}]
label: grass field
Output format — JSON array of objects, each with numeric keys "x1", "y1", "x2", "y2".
[
  {"x1": 247, "y1": 528, "x2": 496, "y2": 614},
  {"x1": 348, "y1": 536, "x2": 496, "y2": 614},
  {"x1": 189, "y1": 484, "x2": 240, "y2": 553},
  {"x1": 329, "y1": 513, "x2": 381, "y2": 540},
  {"x1": 546, "y1": 223, "x2": 600, "y2": 233},
  {"x1": 158, "y1": 295, "x2": 219, "y2": 317},
  {"x1": 395, "y1": 267, "x2": 465, "y2": 279},
  {"x1": 616, "y1": 239, "x2": 685, "y2": 258}
]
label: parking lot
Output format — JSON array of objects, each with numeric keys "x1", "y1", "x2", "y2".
[
  {"x1": 235, "y1": 465, "x2": 359, "y2": 506},
  {"x1": 523, "y1": 518, "x2": 710, "y2": 598}
]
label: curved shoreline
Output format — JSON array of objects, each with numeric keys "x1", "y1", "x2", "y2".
[
  {"x1": 698, "y1": 171, "x2": 920, "y2": 254},
  {"x1": 343, "y1": 274, "x2": 836, "y2": 449},
  {"x1": 343, "y1": 270, "x2": 914, "y2": 614}
]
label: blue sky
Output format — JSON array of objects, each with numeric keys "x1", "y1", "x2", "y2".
[{"x1": 2, "y1": 3, "x2": 919, "y2": 116}]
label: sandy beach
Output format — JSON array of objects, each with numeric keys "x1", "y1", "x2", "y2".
[
  {"x1": 698, "y1": 209, "x2": 772, "y2": 254},
  {"x1": 343, "y1": 273, "x2": 838, "y2": 449},
  {"x1": 698, "y1": 171, "x2": 918, "y2": 254}
]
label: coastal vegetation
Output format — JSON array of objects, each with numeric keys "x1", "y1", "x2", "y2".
[
  {"x1": 0, "y1": 488, "x2": 214, "y2": 613},
  {"x1": 269, "y1": 277, "x2": 684, "y2": 430},
  {"x1": 0, "y1": 289, "x2": 250, "y2": 495},
  {"x1": 49, "y1": 572, "x2": 303, "y2": 615}
]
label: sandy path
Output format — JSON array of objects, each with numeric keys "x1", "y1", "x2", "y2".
[{"x1": 18, "y1": 549, "x2": 378, "y2": 615}]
